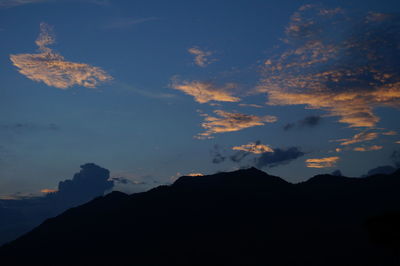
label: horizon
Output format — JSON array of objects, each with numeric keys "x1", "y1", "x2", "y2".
[{"x1": 1, "y1": 0, "x2": 400, "y2": 198}]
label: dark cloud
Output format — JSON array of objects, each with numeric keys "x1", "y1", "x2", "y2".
[
  {"x1": 391, "y1": 150, "x2": 400, "y2": 168},
  {"x1": 256, "y1": 147, "x2": 305, "y2": 168},
  {"x1": 366, "y1": 165, "x2": 397, "y2": 176},
  {"x1": 0, "y1": 163, "x2": 114, "y2": 245},
  {"x1": 284, "y1": 115, "x2": 321, "y2": 131},
  {"x1": 283, "y1": 123, "x2": 295, "y2": 131},
  {"x1": 211, "y1": 145, "x2": 226, "y2": 164},
  {"x1": 111, "y1": 177, "x2": 146, "y2": 185},
  {"x1": 331, "y1": 170, "x2": 342, "y2": 176},
  {"x1": 230, "y1": 151, "x2": 250, "y2": 163},
  {"x1": 0, "y1": 122, "x2": 59, "y2": 132},
  {"x1": 51, "y1": 163, "x2": 113, "y2": 204}
]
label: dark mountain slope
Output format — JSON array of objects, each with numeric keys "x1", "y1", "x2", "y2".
[{"x1": 1, "y1": 168, "x2": 400, "y2": 266}]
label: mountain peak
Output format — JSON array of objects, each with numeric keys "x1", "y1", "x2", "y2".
[{"x1": 173, "y1": 167, "x2": 289, "y2": 190}]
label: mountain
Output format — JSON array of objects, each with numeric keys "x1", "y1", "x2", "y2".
[{"x1": 1, "y1": 168, "x2": 400, "y2": 266}]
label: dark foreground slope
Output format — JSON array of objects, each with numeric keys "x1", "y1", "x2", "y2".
[{"x1": 1, "y1": 168, "x2": 400, "y2": 266}]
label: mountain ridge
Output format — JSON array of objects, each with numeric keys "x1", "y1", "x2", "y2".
[{"x1": 1, "y1": 167, "x2": 400, "y2": 266}]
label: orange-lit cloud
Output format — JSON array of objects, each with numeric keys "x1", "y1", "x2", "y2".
[
  {"x1": 337, "y1": 131, "x2": 379, "y2": 146},
  {"x1": 40, "y1": 188, "x2": 58, "y2": 193},
  {"x1": 188, "y1": 47, "x2": 213, "y2": 67},
  {"x1": 10, "y1": 23, "x2": 112, "y2": 89},
  {"x1": 171, "y1": 80, "x2": 240, "y2": 104},
  {"x1": 257, "y1": 6, "x2": 400, "y2": 129},
  {"x1": 198, "y1": 110, "x2": 277, "y2": 138},
  {"x1": 186, "y1": 173, "x2": 204, "y2": 176},
  {"x1": 382, "y1": 131, "x2": 397, "y2": 136},
  {"x1": 238, "y1": 103, "x2": 263, "y2": 108},
  {"x1": 306, "y1": 156, "x2": 339, "y2": 168},
  {"x1": 232, "y1": 142, "x2": 274, "y2": 154},
  {"x1": 353, "y1": 145, "x2": 383, "y2": 152}
]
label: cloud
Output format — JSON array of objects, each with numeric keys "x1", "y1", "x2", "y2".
[
  {"x1": 0, "y1": 0, "x2": 46, "y2": 8},
  {"x1": 238, "y1": 103, "x2": 263, "y2": 108},
  {"x1": 284, "y1": 115, "x2": 321, "y2": 131},
  {"x1": 331, "y1": 169, "x2": 342, "y2": 176},
  {"x1": 10, "y1": 22, "x2": 112, "y2": 89},
  {"x1": 258, "y1": 6, "x2": 400, "y2": 129},
  {"x1": 171, "y1": 80, "x2": 240, "y2": 104},
  {"x1": 391, "y1": 149, "x2": 400, "y2": 168},
  {"x1": 382, "y1": 131, "x2": 397, "y2": 136},
  {"x1": 186, "y1": 173, "x2": 204, "y2": 176},
  {"x1": 198, "y1": 110, "x2": 277, "y2": 138},
  {"x1": 104, "y1": 17, "x2": 158, "y2": 30},
  {"x1": 256, "y1": 147, "x2": 305, "y2": 168},
  {"x1": 40, "y1": 188, "x2": 57, "y2": 193},
  {"x1": 188, "y1": 47, "x2": 213, "y2": 67},
  {"x1": 50, "y1": 163, "x2": 113, "y2": 204},
  {"x1": 365, "y1": 165, "x2": 396, "y2": 176},
  {"x1": 232, "y1": 142, "x2": 273, "y2": 154},
  {"x1": 306, "y1": 156, "x2": 339, "y2": 168},
  {"x1": 337, "y1": 131, "x2": 378, "y2": 146},
  {"x1": 211, "y1": 144, "x2": 226, "y2": 164},
  {"x1": 353, "y1": 145, "x2": 383, "y2": 152}
]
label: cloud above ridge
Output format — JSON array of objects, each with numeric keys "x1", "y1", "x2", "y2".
[
  {"x1": 171, "y1": 80, "x2": 240, "y2": 104},
  {"x1": 198, "y1": 110, "x2": 277, "y2": 138},
  {"x1": 10, "y1": 22, "x2": 112, "y2": 89},
  {"x1": 306, "y1": 156, "x2": 340, "y2": 168},
  {"x1": 257, "y1": 5, "x2": 400, "y2": 128}
]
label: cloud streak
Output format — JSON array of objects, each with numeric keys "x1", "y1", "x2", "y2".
[
  {"x1": 171, "y1": 80, "x2": 240, "y2": 104},
  {"x1": 198, "y1": 110, "x2": 277, "y2": 138},
  {"x1": 306, "y1": 156, "x2": 339, "y2": 168},
  {"x1": 232, "y1": 142, "x2": 273, "y2": 154},
  {"x1": 104, "y1": 17, "x2": 158, "y2": 30},
  {"x1": 10, "y1": 23, "x2": 112, "y2": 89},
  {"x1": 337, "y1": 131, "x2": 379, "y2": 146},
  {"x1": 353, "y1": 145, "x2": 383, "y2": 152}
]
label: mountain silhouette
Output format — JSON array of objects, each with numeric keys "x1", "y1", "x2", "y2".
[{"x1": 1, "y1": 168, "x2": 400, "y2": 265}]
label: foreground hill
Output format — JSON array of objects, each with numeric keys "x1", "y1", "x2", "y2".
[{"x1": 1, "y1": 167, "x2": 400, "y2": 265}]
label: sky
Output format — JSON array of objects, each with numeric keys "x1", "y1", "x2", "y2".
[{"x1": 1, "y1": 0, "x2": 400, "y2": 197}]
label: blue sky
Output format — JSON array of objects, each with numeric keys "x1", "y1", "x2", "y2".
[{"x1": 1, "y1": 0, "x2": 400, "y2": 197}]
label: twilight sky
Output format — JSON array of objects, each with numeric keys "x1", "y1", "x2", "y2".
[{"x1": 1, "y1": 0, "x2": 400, "y2": 197}]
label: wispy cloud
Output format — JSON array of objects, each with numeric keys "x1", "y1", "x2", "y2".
[
  {"x1": 284, "y1": 115, "x2": 321, "y2": 131},
  {"x1": 306, "y1": 156, "x2": 339, "y2": 168},
  {"x1": 382, "y1": 131, "x2": 397, "y2": 136},
  {"x1": 353, "y1": 145, "x2": 383, "y2": 152},
  {"x1": 258, "y1": 5, "x2": 400, "y2": 129},
  {"x1": 104, "y1": 17, "x2": 159, "y2": 30},
  {"x1": 10, "y1": 22, "x2": 112, "y2": 89},
  {"x1": 188, "y1": 47, "x2": 214, "y2": 67},
  {"x1": 171, "y1": 80, "x2": 240, "y2": 104},
  {"x1": 232, "y1": 142, "x2": 273, "y2": 154},
  {"x1": 238, "y1": 103, "x2": 263, "y2": 108},
  {"x1": 337, "y1": 131, "x2": 379, "y2": 146},
  {"x1": 40, "y1": 188, "x2": 57, "y2": 193},
  {"x1": 198, "y1": 110, "x2": 277, "y2": 139}
]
